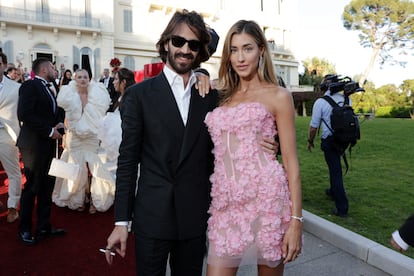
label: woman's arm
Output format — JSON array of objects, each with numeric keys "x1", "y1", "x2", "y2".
[{"x1": 271, "y1": 86, "x2": 303, "y2": 264}]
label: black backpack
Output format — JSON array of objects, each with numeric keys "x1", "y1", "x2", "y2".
[{"x1": 322, "y1": 95, "x2": 360, "y2": 172}]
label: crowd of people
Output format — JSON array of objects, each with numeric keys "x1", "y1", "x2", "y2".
[
  {"x1": 0, "y1": 47, "x2": 134, "y2": 227},
  {"x1": 0, "y1": 8, "x2": 411, "y2": 276}
]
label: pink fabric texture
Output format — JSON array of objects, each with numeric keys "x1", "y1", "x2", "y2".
[{"x1": 205, "y1": 102, "x2": 292, "y2": 267}]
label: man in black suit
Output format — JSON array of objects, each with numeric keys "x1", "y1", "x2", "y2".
[
  {"x1": 105, "y1": 10, "x2": 216, "y2": 275},
  {"x1": 391, "y1": 214, "x2": 414, "y2": 252},
  {"x1": 17, "y1": 58, "x2": 66, "y2": 245},
  {"x1": 100, "y1": 68, "x2": 117, "y2": 111}
]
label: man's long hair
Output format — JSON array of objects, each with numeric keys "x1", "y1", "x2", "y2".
[{"x1": 156, "y1": 9, "x2": 211, "y2": 69}]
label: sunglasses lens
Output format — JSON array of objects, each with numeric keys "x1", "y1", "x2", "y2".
[
  {"x1": 171, "y1": 36, "x2": 186, "y2": 48},
  {"x1": 171, "y1": 36, "x2": 201, "y2": 52},
  {"x1": 188, "y1": 41, "x2": 201, "y2": 52}
]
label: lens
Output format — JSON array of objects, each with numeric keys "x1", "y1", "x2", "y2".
[
  {"x1": 187, "y1": 40, "x2": 201, "y2": 52},
  {"x1": 171, "y1": 36, "x2": 186, "y2": 48},
  {"x1": 171, "y1": 36, "x2": 201, "y2": 52}
]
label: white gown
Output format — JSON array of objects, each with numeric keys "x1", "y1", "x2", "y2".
[
  {"x1": 97, "y1": 105, "x2": 122, "y2": 180},
  {"x1": 97, "y1": 97, "x2": 140, "y2": 193},
  {"x1": 52, "y1": 81, "x2": 115, "y2": 212}
]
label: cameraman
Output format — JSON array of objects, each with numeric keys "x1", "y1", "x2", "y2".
[{"x1": 307, "y1": 74, "x2": 349, "y2": 218}]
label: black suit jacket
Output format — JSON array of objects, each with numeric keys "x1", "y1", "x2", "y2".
[
  {"x1": 115, "y1": 72, "x2": 218, "y2": 240},
  {"x1": 399, "y1": 214, "x2": 414, "y2": 247},
  {"x1": 100, "y1": 77, "x2": 118, "y2": 111},
  {"x1": 16, "y1": 78, "x2": 64, "y2": 151}
]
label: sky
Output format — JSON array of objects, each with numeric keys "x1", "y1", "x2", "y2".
[{"x1": 292, "y1": 0, "x2": 414, "y2": 87}]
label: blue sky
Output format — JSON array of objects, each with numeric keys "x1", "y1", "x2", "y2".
[{"x1": 293, "y1": 0, "x2": 414, "y2": 87}]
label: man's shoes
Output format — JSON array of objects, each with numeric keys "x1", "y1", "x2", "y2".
[
  {"x1": 7, "y1": 208, "x2": 19, "y2": 223},
  {"x1": 36, "y1": 227, "x2": 66, "y2": 240},
  {"x1": 331, "y1": 208, "x2": 348, "y2": 218},
  {"x1": 18, "y1": 231, "x2": 36, "y2": 245}
]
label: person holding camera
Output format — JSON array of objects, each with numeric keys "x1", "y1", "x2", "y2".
[{"x1": 307, "y1": 74, "x2": 349, "y2": 218}]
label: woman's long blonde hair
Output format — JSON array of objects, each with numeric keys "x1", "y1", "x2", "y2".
[{"x1": 218, "y1": 20, "x2": 278, "y2": 104}]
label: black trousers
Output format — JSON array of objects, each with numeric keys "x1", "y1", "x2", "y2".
[
  {"x1": 134, "y1": 232, "x2": 206, "y2": 276},
  {"x1": 321, "y1": 138, "x2": 348, "y2": 215},
  {"x1": 19, "y1": 146, "x2": 55, "y2": 233}
]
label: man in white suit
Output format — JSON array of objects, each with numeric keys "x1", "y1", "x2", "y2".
[{"x1": 0, "y1": 50, "x2": 22, "y2": 223}]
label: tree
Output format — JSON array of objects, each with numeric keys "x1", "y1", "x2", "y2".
[
  {"x1": 400, "y1": 79, "x2": 414, "y2": 117},
  {"x1": 350, "y1": 80, "x2": 375, "y2": 112},
  {"x1": 342, "y1": 0, "x2": 414, "y2": 86},
  {"x1": 299, "y1": 57, "x2": 336, "y2": 87}
]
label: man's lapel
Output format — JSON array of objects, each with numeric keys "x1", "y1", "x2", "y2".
[
  {"x1": 149, "y1": 73, "x2": 185, "y2": 140},
  {"x1": 178, "y1": 87, "x2": 209, "y2": 165},
  {"x1": 148, "y1": 73, "x2": 209, "y2": 167},
  {"x1": 36, "y1": 78, "x2": 57, "y2": 113}
]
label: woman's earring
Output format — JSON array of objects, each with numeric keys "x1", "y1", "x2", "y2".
[{"x1": 259, "y1": 55, "x2": 263, "y2": 67}]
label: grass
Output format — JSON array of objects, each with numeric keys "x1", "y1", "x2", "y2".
[{"x1": 295, "y1": 117, "x2": 414, "y2": 258}]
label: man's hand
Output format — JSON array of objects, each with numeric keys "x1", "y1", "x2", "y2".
[
  {"x1": 307, "y1": 140, "x2": 314, "y2": 152},
  {"x1": 51, "y1": 127, "x2": 63, "y2": 140},
  {"x1": 260, "y1": 137, "x2": 279, "y2": 155},
  {"x1": 105, "y1": 225, "x2": 129, "y2": 264},
  {"x1": 390, "y1": 236, "x2": 404, "y2": 252}
]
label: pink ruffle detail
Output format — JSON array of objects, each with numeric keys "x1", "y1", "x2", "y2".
[{"x1": 205, "y1": 102, "x2": 292, "y2": 263}]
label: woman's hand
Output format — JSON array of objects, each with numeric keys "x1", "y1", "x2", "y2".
[
  {"x1": 195, "y1": 74, "x2": 211, "y2": 97},
  {"x1": 282, "y1": 219, "x2": 303, "y2": 264}
]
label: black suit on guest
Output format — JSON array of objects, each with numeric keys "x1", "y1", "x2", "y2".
[
  {"x1": 17, "y1": 77, "x2": 64, "y2": 234},
  {"x1": 397, "y1": 214, "x2": 414, "y2": 248},
  {"x1": 100, "y1": 76, "x2": 117, "y2": 112},
  {"x1": 115, "y1": 72, "x2": 217, "y2": 275}
]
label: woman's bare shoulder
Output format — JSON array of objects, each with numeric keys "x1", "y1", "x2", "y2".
[{"x1": 261, "y1": 84, "x2": 292, "y2": 103}]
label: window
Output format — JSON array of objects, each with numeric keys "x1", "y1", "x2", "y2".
[
  {"x1": 36, "y1": 0, "x2": 50, "y2": 22},
  {"x1": 124, "y1": 10, "x2": 133, "y2": 33},
  {"x1": 1, "y1": 41, "x2": 14, "y2": 63},
  {"x1": 124, "y1": 56, "x2": 135, "y2": 70}
]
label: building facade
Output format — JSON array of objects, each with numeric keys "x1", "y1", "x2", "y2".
[{"x1": 0, "y1": 0, "x2": 299, "y2": 87}]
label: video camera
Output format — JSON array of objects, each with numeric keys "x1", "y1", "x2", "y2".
[{"x1": 327, "y1": 75, "x2": 365, "y2": 96}]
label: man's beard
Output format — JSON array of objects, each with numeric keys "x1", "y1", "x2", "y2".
[
  {"x1": 46, "y1": 73, "x2": 56, "y2": 82},
  {"x1": 166, "y1": 49, "x2": 196, "y2": 75}
]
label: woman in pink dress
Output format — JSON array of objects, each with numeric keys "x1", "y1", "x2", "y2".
[{"x1": 205, "y1": 20, "x2": 303, "y2": 275}]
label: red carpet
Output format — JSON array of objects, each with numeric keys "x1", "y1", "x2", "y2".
[{"x1": 0, "y1": 167, "x2": 135, "y2": 275}]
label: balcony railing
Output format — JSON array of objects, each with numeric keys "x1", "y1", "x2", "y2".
[
  {"x1": 0, "y1": 6, "x2": 100, "y2": 29},
  {"x1": 267, "y1": 41, "x2": 293, "y2": 56}
]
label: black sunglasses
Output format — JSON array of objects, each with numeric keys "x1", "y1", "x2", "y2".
[{"x1": 170, "y1": 35, "x2": 202, "y2": 52}]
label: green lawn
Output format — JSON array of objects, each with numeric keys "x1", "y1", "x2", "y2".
[{"x1": 295, "y1": 117, "x2": 414, "y2": 258}]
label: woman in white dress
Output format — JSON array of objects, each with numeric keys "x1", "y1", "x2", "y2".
[
  {"x1": 98, "y1": 68, "x2": 135, "y2": 170},
  {"x1": 52, "y1": 69, "x2": 113, "y2": 214}
]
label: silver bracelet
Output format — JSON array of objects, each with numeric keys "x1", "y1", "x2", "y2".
[{"x1": 291, "y1": 215, "x2": 304, "y2": 223}]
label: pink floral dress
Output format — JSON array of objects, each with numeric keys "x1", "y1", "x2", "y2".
[{"x1": 205, "y1": 102, "x2": 292, "y2": 268}]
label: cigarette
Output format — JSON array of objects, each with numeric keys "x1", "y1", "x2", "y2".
[{"x1": 99, "y1": 248, "x2": 115, "y2": 256}]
